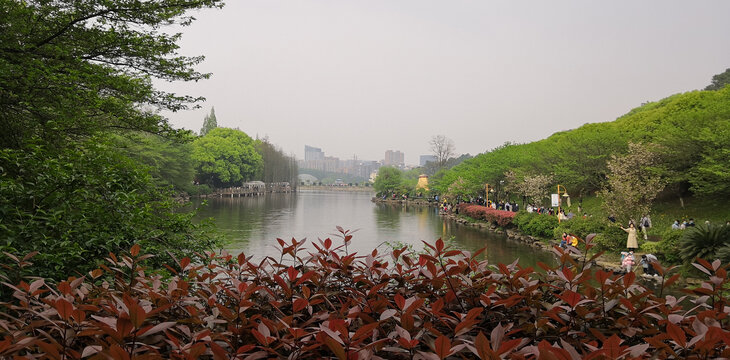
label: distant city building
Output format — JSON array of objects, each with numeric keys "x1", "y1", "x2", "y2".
[
  {"x1": 304, "y1": 145, "x2": 324, "y2": 161},
  {"x1": 419, "y1": 155, "x2": 436, "y2": 166},
  {"x1": 299, "y1": 145, "x2": 380, "y2": 181},
  {"x1": 384, "y1": 150, "x2": 405, "y2": 167}
]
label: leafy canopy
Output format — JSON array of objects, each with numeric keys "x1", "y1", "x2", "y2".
[
  {"x1": 0, "y1": 0, "x2": 223, "y2": 148},
  {"x1": 192, "y1": 128, "x2": 263, "y2": 187}
]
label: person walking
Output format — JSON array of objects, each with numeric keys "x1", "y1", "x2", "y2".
[
  {"x1": 621, "y1": 222, "x2": 639, "y2": 251},
  {"x1": 640, "y1": 215, "x2": 652, "y2": 240}
]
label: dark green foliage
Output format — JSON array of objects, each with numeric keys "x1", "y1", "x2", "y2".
[
  {"x1": 553, "y1": 216, "x2": 607, "y2": 240},
  {"x1": 0, "y1": 0, "x2": 223, "y2": 149},
  {"x1": 373, "y1": 166, "x2": 404, "y2": 196},
  {"x1": 680, "y1": 223, "x2": 730, "y2": 263},
  {"x1": 0, "y1": 142, "x2": 218, "y2": 280},
  {"x1": 515, "y1": 213, "x2": 559, "y2": 238},
  {"x1": 200, "y1": 107, "x2": 218, "y2": 136},
  {"x1": 113, "y1": 133, "x2": 197, "y2": 193},
  {"x1": 705, "y1": 68, "x2": 730, "y2": 90},
  {"x1": 656, "y1": 229, "x2": 683, "y2": 263},
  {"x1": 592, "y1": 225, "x2": 628, "y2": 251}
]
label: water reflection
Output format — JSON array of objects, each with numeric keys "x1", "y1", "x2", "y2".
[{"x1": 194, "y1": 190, "x2": 556, "y2": 268}]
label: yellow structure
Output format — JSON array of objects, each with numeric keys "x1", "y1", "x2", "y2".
[{"x1": 416, "y1": 174, "x2": 429, "y2": 190}]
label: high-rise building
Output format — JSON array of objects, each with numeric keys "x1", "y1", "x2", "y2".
[
  {"x1": 419, "y1": 155, "x2": 436, "y2": 166},
  {"x1": 304, "y1": 145, "x2": 324, "y2": 161},
  {"x1": 384, "y1": 150, "x2": 404, "y2": 167}
]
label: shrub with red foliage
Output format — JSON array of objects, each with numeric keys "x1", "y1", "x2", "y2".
[
  {"x1": 2, "y1": 229, "x2": 730, "y2": 359},
  {"x1": 458, "y1": 203, "x2": 516, "y2": 227}
]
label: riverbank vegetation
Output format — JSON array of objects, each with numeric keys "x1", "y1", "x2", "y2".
[
  {"x1": 0, "y1": 0, "x2": 295, "y2": 281},
  {"x1": 426, "y1": 83, "x2": 730, "y2": 266},
  {"x1": 3, "y1": 232, "x2": 730, "y2": 358}
]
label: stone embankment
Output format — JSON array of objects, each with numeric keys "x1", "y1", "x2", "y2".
[
  {"x1": 444, "y1": 212, "x2": 647, "y2": 276},
  {"x1": 371, "y1": 197, "x2": 434, "y2": 206}
]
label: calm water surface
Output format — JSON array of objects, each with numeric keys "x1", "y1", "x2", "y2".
[{"x1": 195, "y1": 190, "x2": 556, "y2": 267}]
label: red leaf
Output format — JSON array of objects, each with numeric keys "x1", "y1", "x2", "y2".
[
  {"x1": 666, "y1": 322, "x2": 686, "y2": 348},
  {"x1": 130, "y1": 244, "x2": 140, "y2": 257},
  {"x1": 436, "y1": 238, "x2": 445, "y2": 253},
  {"x1": 210, "y1": 341, "x2": 228, "y2": 360},
  {"x1": 324, "y1": 238, "x2": 332, "y2": 249},
  {"x1": 55, "y1": 298, "x2": 74, "y2": 321},
  {"x1": 602, "y1": 334, "x2": 624, "y2": 359},
  {"x1": 180, "y1": 257, "x2": 191, "y2": 270},
  {"x1": 287, "y1": 266, "x2": 299, "y2": 282},
  {"x1": 434, "y1": 335, "x2": 452, "y2": 360},
  {"x1": 293, "y1": 298, "x2": 308, "y2": 312},
  {"x1": 559, "y1": 290, "x2": 581, "y2": 308},
  {"x1": 562, "y1": 267, "x2": 575, "y2": 282},
  {"x1": 395, "y1": 293, "x2": 406, "y2": 310},
  {"x1": 475, "y1": 331, "x2": 493, "y2": 359},
  {"x1": 322, "y1": 334, "x2": 347, "y2": 360}
]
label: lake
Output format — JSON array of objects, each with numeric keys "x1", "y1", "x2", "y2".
[{"x1": 194, "y1": 190, "x2": 557, "y2": 267}]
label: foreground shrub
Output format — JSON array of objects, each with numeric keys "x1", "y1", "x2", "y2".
[
  {"x1": 457, "y1": 204, "x2": 515, "y2": 226},
  {"x1": 2, "y1": 229, "x2": 730, "y2": 358}
]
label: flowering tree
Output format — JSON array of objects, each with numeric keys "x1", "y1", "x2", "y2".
[
  {"x1": 599, "y1": 142, "x2": 664, "y2": 224},
  {"x1": 504, "y1": 171, "x2": 553, "y2": 206}
]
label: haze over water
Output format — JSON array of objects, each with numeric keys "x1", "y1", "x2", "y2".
[{"x1": 195, "y1": 190, "x2": 556, "y2": 267}]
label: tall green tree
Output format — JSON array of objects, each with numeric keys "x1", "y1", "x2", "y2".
[
  {"x1": 705, "y1": 68, "x2": 730, "y2": 91},
  {"x1": 0, "y1": 1, "x2": 224, "y2": 279},
  {"x1": 374, "y1": 167, "x2": 404, "y2": 196},
  {"x1": 192, "y1": 128, "x2": 263, "y2": 187},
  {"x1": 200, "y1": 107, "x2": 218, "y2": 136},
  {"x1": 0, "y1": 0, "x2": 223, "y2": 149},
  {"x1": 256, "y1": 138, "x2": 298, "y2": 185}
]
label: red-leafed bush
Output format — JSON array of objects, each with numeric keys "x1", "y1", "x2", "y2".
[
  {"x1": 458, "y1": 203, "x2": 516, "y2": 227},
  {"x1": 1, "y1": 229, "x2": 730, "y2": 359}
]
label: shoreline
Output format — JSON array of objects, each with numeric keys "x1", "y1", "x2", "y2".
[{"x1": 439, "y1": 211, "x2": 699, "y2": 285}]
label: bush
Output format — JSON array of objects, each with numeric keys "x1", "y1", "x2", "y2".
[
  {"x1": 457, "y1": 204, "x2": 515, "y2": 227},
  {"x1": 592, "y1": 225, "x2": 627, "y2": 251},
  {"x1": 2, "y1": 231, "x2": 730, "y2": 358},
  {"x1": 657, "y1": 228, "x2": 683, "y2": 264},
  {"x1": 0, "y1": 143, "x2": 218, "y2": 282},
  {"x1": 519, "y1": 213, "x2": 559, "y2": 238},
  {"x1": 680, "y1": 223, "x2": 730, "y2": 263},
  {"x1": 552, "y1": 216, "x2": 607, "y2": 240}
]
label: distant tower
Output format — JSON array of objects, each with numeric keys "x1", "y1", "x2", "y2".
[{"x1": 416, "y1": 174, "x2": 429, "y2": 190}]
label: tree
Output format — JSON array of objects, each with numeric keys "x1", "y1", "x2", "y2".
[
  {"x1": 0, "y1": 0, "x2": 223, "y2": 149},
  {"x1": 430, "y1": 135, "x2": 455, "y2": 169},
  {"x1": 112, "y1": 133, "x2": 197, "y2": 193},
  {"x1": 256, "y1": 137, "x2": 298, "y2": 185},
  {"x1": 504, "y1": 171, "x2": 553, "y2": 206},
  {"x1": 192, "y1": 128, "x2": 263, "y2": 187},
  {"x1": 200, "y1": 107, "x2": 218, "y2": 136},
  {"x1": 373, "y1": 167, "x2": 403, "y2": 196},
  {"x1": 598, "y1": 143, "x2": 665, "y2": 225},
  {"x1": 705, "y1": 68, "x2": 730, "y2": 90}
]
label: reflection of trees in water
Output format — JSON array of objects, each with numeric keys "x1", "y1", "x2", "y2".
[
  {"x1": 374, "y1": 203, "x2": 401, "y2": 230},
  {"x1": 197, "y1": 194, "x2": 298, "y2": 239}
]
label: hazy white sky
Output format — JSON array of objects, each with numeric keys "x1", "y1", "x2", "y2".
[{"x1": 158, "y1": 1, "x2": 730, "y2": 165}]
